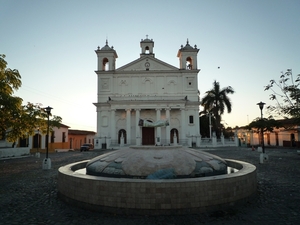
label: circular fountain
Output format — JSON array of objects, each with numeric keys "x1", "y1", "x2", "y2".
[{"x1": 58, "y1": 146, "x2": 257, "y2": 215}]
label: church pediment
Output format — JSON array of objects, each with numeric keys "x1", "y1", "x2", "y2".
[{"x1": 116, "y1": 57, "x2": 178, "y2": 71}]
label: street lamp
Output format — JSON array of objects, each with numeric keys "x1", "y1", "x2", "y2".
[
  {"x1": 43, "y1": 106, "x2": 53, "y2": 170},
  {"x1": 257, "y1": 101, "x2": 265, "y2": 154}
]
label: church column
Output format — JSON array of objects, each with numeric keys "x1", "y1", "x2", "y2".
[
  {"x1": 156, "y1": 108, "x2": 161, "y2": 145},
  {"x1": 194, "y1": 109, "x2": 200, "y2": 135},
  {"x1": 97, "y1": 109, "x2": 101, "y2": 134},
  {"x1": 180, "y1": 108, "x2": 186, "y2": 145},
  {"x1": 110, "y1": 109, "x2": 116, "y2": 144},
  {"x1": 135, "y1": 109, "x2": 141, "y2": 145},
  {"x1": 126, "y1": 108, "x2": 131, "y2": 144},
  {"x1": 165, "y1": 108, "x2": 170, "y2": 145},
  {"x1": 96, "y1": 108, "x2": 102, "y2": 148},
  {"x1": 194, "y1": 108, "x2": 200, "y2": 147}
]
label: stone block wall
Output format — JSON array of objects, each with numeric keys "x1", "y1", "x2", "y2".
[{"x1": 58, "y1": 159, "x2": 257, "y2": 215}]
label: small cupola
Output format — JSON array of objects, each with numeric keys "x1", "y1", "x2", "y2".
[
  {"x1": 177, "y1": 39, "x2": 199, "y2": 70},
  {"x1": 95, "y1": 40, "x2": 118, "y2": 71},
  {"x1": 140, "y1": 35, "x2": 155, "y2": 58}
]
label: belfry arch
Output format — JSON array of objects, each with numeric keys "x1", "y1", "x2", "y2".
[
  {"x1": 186, "y1": 56, "x2": 193, "y2": 69},
  {"x1": 102, "y1": 58, "x2": 109, "y2": 71}
]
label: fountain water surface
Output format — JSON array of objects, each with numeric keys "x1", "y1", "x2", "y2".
[{"x1": 58, "y1": 146, "x2": 257, "y2": 215}]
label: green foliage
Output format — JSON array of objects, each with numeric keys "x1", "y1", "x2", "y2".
[
  {"x1": 223, "y1": 126, "x2": 235, "y2": 138},
  {"x1": 247, "y1": 116, "x2": 282, "y2": 133},
  {"x1": 0, "y1": 54, "x2": 62, "y2": 142},
  {"x1": 265, "y1": 69, "x2": 300, "y2": 120},
  {"x1": 199, "y1": 114, "x2": 213, "y2": 138},
  {"x1": 200, "y1": 80, "x2": 234, "y2": 137}
]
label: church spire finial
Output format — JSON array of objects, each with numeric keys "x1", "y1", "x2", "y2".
[
  {"x1": 187, "y1": 38, "x2": 189, "y2": 45},
  {"x1": 146, "y1": 34, "x2": 148, "y2": 39}
]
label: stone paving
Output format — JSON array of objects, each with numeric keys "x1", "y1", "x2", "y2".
[{"x1": 0, "y1": 147, "x2": 299, "y2": 225}]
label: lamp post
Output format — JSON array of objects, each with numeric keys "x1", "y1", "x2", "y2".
[
  {"x1": 257, "y1": 101, "x2": 269, "y2": 163},
  {"x1": 43, "y1": 106, "x2": 53, "y2": 170},
  {"x1": 257, "y1": 101, "x2": 265, "y2": 154}
]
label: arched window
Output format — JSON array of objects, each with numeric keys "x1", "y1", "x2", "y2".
[
  {"x1": 118, "y1": 129, "x2": 127, "y2": 144},
  {"x1": 170, "y1": 128, "x2": 179, "y2": 143}
]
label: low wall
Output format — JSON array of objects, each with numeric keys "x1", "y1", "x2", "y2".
[
  {"x1": 0, "y1": 147, "x2": 30, "y2": 158},
  {"x1": 58, "y1": 159, "x2": 257, "y2": 215}
]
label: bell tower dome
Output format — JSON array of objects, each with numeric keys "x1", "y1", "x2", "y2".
[
  {"x1": 177, "y1": 39, "x2": 199, "y2": 70},
  {"x1": 140, "y1": 35, "x2": 155, "y2": 58},
  {"x1": 95, "y1": 40, "x2": 118, "y2": 71}
]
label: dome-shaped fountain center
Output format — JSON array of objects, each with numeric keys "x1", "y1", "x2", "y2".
[{"x1": 86, "y1": 146, "x2": 228, "y2": 179}]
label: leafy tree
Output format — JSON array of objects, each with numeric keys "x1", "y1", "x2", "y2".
[
  {"x1": 223, "y1": 126, "x2": 234, "y2": 139},
  {"x1": 201, "y1": 80, "x2": 234, "y2": 137},
  {"x1": 265, "y1": 69, "x2": 300, "y2": 121},
  {"x1": 247, "y1": 116, "x2": 282, "y2": 133},
  {"x1": 0, "y1": 54, "x2": 62, "y2": 145},
  {"x1": 199, "y1": 113, "x2": 211, "y2": 138},
  {"x1": 0, "y1": 54, "x2": 22, "y2": 139}
]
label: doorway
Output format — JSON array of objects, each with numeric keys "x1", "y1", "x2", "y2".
[{"x1": 142, "y1": 127, "x2": 155, "y2": 145}]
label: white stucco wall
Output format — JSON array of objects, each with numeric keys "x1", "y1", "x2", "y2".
[
  {"x1": 52, "y1": 127, "x2": 68, "y2": 143},
  {"x1": 0, "y1": 147, "x2": 30, "y2": 158},
  {"x1": 94, "y1": 39, "x2": 200, "y2": 147}
]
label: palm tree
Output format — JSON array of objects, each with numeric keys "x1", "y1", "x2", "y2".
[{"x1": 201, "y1": 80, "x2": 234, "y2": 137}]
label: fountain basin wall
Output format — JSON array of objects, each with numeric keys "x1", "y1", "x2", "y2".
[{"x1": 58, "y1": 159, "x2": 256, "y2": 215}]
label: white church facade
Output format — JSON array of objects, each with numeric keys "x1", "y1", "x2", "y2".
[{"x1": 94, "y1": 37, "x2": 201, "y2": 149}]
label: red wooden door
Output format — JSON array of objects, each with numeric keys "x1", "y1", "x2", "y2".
[{"x1": 142, "y1": 127, "x2": 155, "y2": 145}]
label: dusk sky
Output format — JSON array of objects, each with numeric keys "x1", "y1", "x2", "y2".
[{"x1": 1, "y1": 0, "x2": 299, "y2": 132}]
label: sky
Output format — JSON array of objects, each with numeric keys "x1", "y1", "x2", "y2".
[{"x1": 1, "y1": 0, "x2": 300, "y2": 132}]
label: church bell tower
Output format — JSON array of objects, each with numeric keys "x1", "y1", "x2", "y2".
[
  {"x1": 177, "y1": 39, "x2": 199, "y2": 70},
  {"x1": 95, "y1": 40, "x2": 118, "y2": 71},
  {"x1": 140, "y1": 35, "x2": 155, "y2": 58}
]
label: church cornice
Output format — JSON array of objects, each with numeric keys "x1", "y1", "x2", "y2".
[{"x1": 94, "y1": 69, "x2": 200, "y2": 75}]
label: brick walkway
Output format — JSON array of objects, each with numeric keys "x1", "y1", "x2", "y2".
[{"x1": 0, "y1": 147, "x2": 299, "y2": 225}]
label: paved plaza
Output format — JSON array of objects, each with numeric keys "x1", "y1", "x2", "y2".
[{"x1": 0, "y1": 147, "x2": 299, "y2": 225}]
